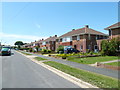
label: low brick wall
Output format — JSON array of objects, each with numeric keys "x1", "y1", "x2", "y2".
[{"x1": 97, "y1": 62, "x2": 120, "y2": 71}]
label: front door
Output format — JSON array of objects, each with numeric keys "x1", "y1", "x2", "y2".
[
  {"x1": 94, "y1": 45, "x2": 98, "y2": 52},
  {"x1": 74, "y1": 45, "x2": 77, "y2": 49}
]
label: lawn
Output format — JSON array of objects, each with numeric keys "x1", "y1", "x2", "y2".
[
  {"x1": 34, "y1": 57, "x2": 48, "y2": 61},
  {"x1": 105, "y1": 62, "x2": 120, "y2": 66},
  {"x1": 67, "y1": 56, "x2": 118, "y2": 64},
  {"x1": 44, "y1": 61, "x2": 119, "y2": 88}
]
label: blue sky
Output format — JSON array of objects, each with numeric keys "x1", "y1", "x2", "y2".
[{"x1": 1, "y1": 2, "x2": 118, "y2": 45}]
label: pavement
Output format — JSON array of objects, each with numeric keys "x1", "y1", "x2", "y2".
[
  {"x1": 24, "y1": 51, "x2": 119, "y2": 79},
  {"x1": 101, "y1": 60, "x2": 120, "y2": 64},
  {"x1": 2, "y1": 50, "x2": 81, "y2": 88}
]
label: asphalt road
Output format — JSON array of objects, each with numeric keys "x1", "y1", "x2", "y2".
[{"x1": 2, "y1": 50, "x2": 80, "y2": 88}]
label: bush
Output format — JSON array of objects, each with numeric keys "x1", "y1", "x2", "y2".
[
  {"x1": 89, "y1": 51, "x2": 93, "y2": 55},
  {"x1": 29, "y1": 48, "x2": 33, "y2": 52},
  {"x1": 57, "y1": 45, "x2": 64, "y2": 53},
  {"x1": 101, "y1": 37, "x2": 120, "y2": 56},
  {"x1": 47, "y1": 50, "x2": 51, "y2": 53}
]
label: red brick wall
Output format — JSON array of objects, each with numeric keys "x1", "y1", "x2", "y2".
[{"x1": 110, "y1": 28, "x2": 120, "y2": 39}]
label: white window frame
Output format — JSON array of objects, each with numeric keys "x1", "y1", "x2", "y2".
[{"x1": 77, "y1": 35, "x2": 80, "y2": 40}]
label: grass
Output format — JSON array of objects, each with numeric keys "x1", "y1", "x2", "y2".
[
  {"x1": 44, "y1": 61, "x2": 119, "y2": 88},
  {"x1": 21, "y1": 52, "x2": 32, "y2": 55},
  {"x1": 67, "y1": 56, "x2": 118, "y2": 64},
  {"x1": 105, "y1": 62, "x2": 120, "y2": 66},
  {"x1": 34, "y1": 57, "x2": 48, "y2": 61}
]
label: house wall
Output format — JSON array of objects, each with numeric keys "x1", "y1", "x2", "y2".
[
  {"x1": 110, "y1": 28, "x2": 120, "y2": 39},
  {"x1": 56, "y1": 34, "x2": 107, "y2": 52}
]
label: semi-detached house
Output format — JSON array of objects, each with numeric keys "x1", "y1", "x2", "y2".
[
  {"x1": 56, "y1": 25, "x2": 108, "y2": 53},
  {"x1": 104, "y1": 22, "x2": 120, "y2": 39},
  {"x1": 41, "y1": 35, "x2": 58, "y2": 51},
  {"x1": 96, "y1": 22, "x2": 120, "y2": 51}
]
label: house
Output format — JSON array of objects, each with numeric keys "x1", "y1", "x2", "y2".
[
  {"x1": 41, "y1": 35, "x2": 58, "y2": 51},
  {"x1": 104, "y1": 22, "x2": 120, "y2": 39},
  {"x1": 56, "y1": 25, "x2": 108, "y2": 52}
]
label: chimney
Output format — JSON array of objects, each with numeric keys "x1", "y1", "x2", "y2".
[
  {"x1": 85, "y1": 25, "x2": 89, "y2": 33},
  {"x1": 55, "y1": 35, "x2": 57, "y2": 37},
  {"x1": 72, "y1": 29, "x2": 75, "y2": 31},
  {"x1": 85, "y1": 25, "x2": 89, "y2": 28}
]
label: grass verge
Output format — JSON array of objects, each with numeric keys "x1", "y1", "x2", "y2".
[
  {"x1": 105, "y1": 62, "x2": 120, "y2": 66},
  {"x1": 21, "y1": 52, "x2": 32, "y2": 55},
  {"x1": 44, "y1": 61, "x2": 119, "y2": 88},
  {"x1": 67, "y1": 56, "x2": 118, "y2": 64},
  {"x1": 34, "y1": 57, "x2": 48, "y2": 61}
]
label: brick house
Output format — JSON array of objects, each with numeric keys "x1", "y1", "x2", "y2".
[
  {"x1": 104, "y1": 22, "x2": 120, "y2": 39},
  {"x1": 97, "y1": 22, "x2": 120, "y2": 51},
  {"x1": 41, "y1": 35, "x2": 58, "y2": 51},
  {"x1": 56, "y1": 25, "x2": 108, "y2": 52}
]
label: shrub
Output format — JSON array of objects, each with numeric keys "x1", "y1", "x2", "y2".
[
  {"x1": 89, "y1": 51, "x2": 93, "y2": 55},
  {"x1": 57, "y1": 45, "x2": 64, "y2": 53},
  {"x1": 47, "y1": 50, "x2": 51, "y2": 53},
  {"x1": 101, "y1": 37, "x2": 120, "y2": 56},
  {"x1": 29, "y1": 48, "x2": 33, "y2": 52}
]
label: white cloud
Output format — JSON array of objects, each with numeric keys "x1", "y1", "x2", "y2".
[{"x1": 0, "y1": 32, "x2": 47, "y2": 45}]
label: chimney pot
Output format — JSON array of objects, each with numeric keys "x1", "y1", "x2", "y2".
[
  {"x1": 72, "y1": 29, "x2": 75, "y2": 31},
  {"x1": 55, "y1": 35, "x2": 57, "y2": 37},
  {"x1": 85, "y1": 25, "x2": 89, "y2": 28}
]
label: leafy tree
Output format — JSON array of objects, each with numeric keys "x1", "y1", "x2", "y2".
[
  {"x1": 101, "y1": 37, "x2": 120, "y2": 56},
  {"x1": 14, "y1": 41, "x2": 24, "y2": 49}
]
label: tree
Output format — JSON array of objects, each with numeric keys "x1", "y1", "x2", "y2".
[{"x1": 14, "y1": 41, "x2": 24, "y2": 49}]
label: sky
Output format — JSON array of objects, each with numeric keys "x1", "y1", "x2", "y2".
[{"x1": 1, "y1": 2, "x2": 118, "y2": 46}]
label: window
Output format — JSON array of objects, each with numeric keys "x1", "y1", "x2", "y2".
[
  {"x1": 52, "y1": 41, "x2": 54, "y2": 44},
  {"x1": 42, "y1": 42, "x2": 46, "y2": 45},
  {"x1": 52, "y1": 47, "x2": 54, "y2": 50},
  {"x1": 109, "y1": 29, "x2": 112, "y2": 36},
  {"x1": 62, "y1": 37, "x2": 71, "y2": 42},
  {"x1": 77, "y1": 35, "x2": 80, "y2": 40},
  {"x1": 88, "y1": 45, "x2": 91, "y2": 49},
  {"x1": 72, "y1": 36, "x2": 77, "y2": 40},
  {"x1": 88, "y1": 34, "x2": 91, "y2": 40},
  {"x1": 96, "y1": 35, "x2": 99, "y2": 40},
  {"x1": 94, "y1": 45, "x2": 98, "y2": 49},
  {"x1": 80, "y1": 45, "x2": 83, "y2": 50}
]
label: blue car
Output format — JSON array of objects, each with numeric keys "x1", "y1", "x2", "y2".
[{"x1": 0, "y1": 47, "x2": 11, "y2": 56}]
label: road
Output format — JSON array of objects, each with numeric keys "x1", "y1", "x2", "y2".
[{"x1": 2, "y1": 50, "x2": 80, "y2": 88}]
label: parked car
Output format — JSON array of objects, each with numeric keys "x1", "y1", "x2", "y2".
[
  {"x1": 64, "y1": 48, "x2": 80, "y2": 54},
  {"x1": 0, "y1": 46, "x2": 11, "y2": 56}
]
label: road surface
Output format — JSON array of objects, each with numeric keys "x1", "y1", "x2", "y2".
[{"x1": 2, "y1": 50, "x2": 80, "y2": 88}]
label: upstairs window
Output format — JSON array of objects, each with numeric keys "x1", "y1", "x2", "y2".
[
  {"x1": 72, "y1": 36, "x2": 77, "y2": 40},
  {"x1": 109, "y1": 29, "x2": 112, "y2": 36},
  {"x1": 77, "y1": 35, "x2": 80, "y2": 40},
  {"x1": 88, "y1": 34, "x2": 91, "y2": 40}
]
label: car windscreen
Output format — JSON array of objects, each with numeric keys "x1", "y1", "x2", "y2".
[{"x1": 1, "y1": 48, "x2": 10, "y2": 51}]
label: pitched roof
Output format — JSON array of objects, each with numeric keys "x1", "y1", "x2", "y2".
[
  {"x1": 59, "y1": 26, "x2": 107, "y2": 38},
  {"x1": 43, "y1": 35, "x2": 58, "y2": 42},
  {"x1": 104, "y1": 22, "x2": 120, "y2": 30}
]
